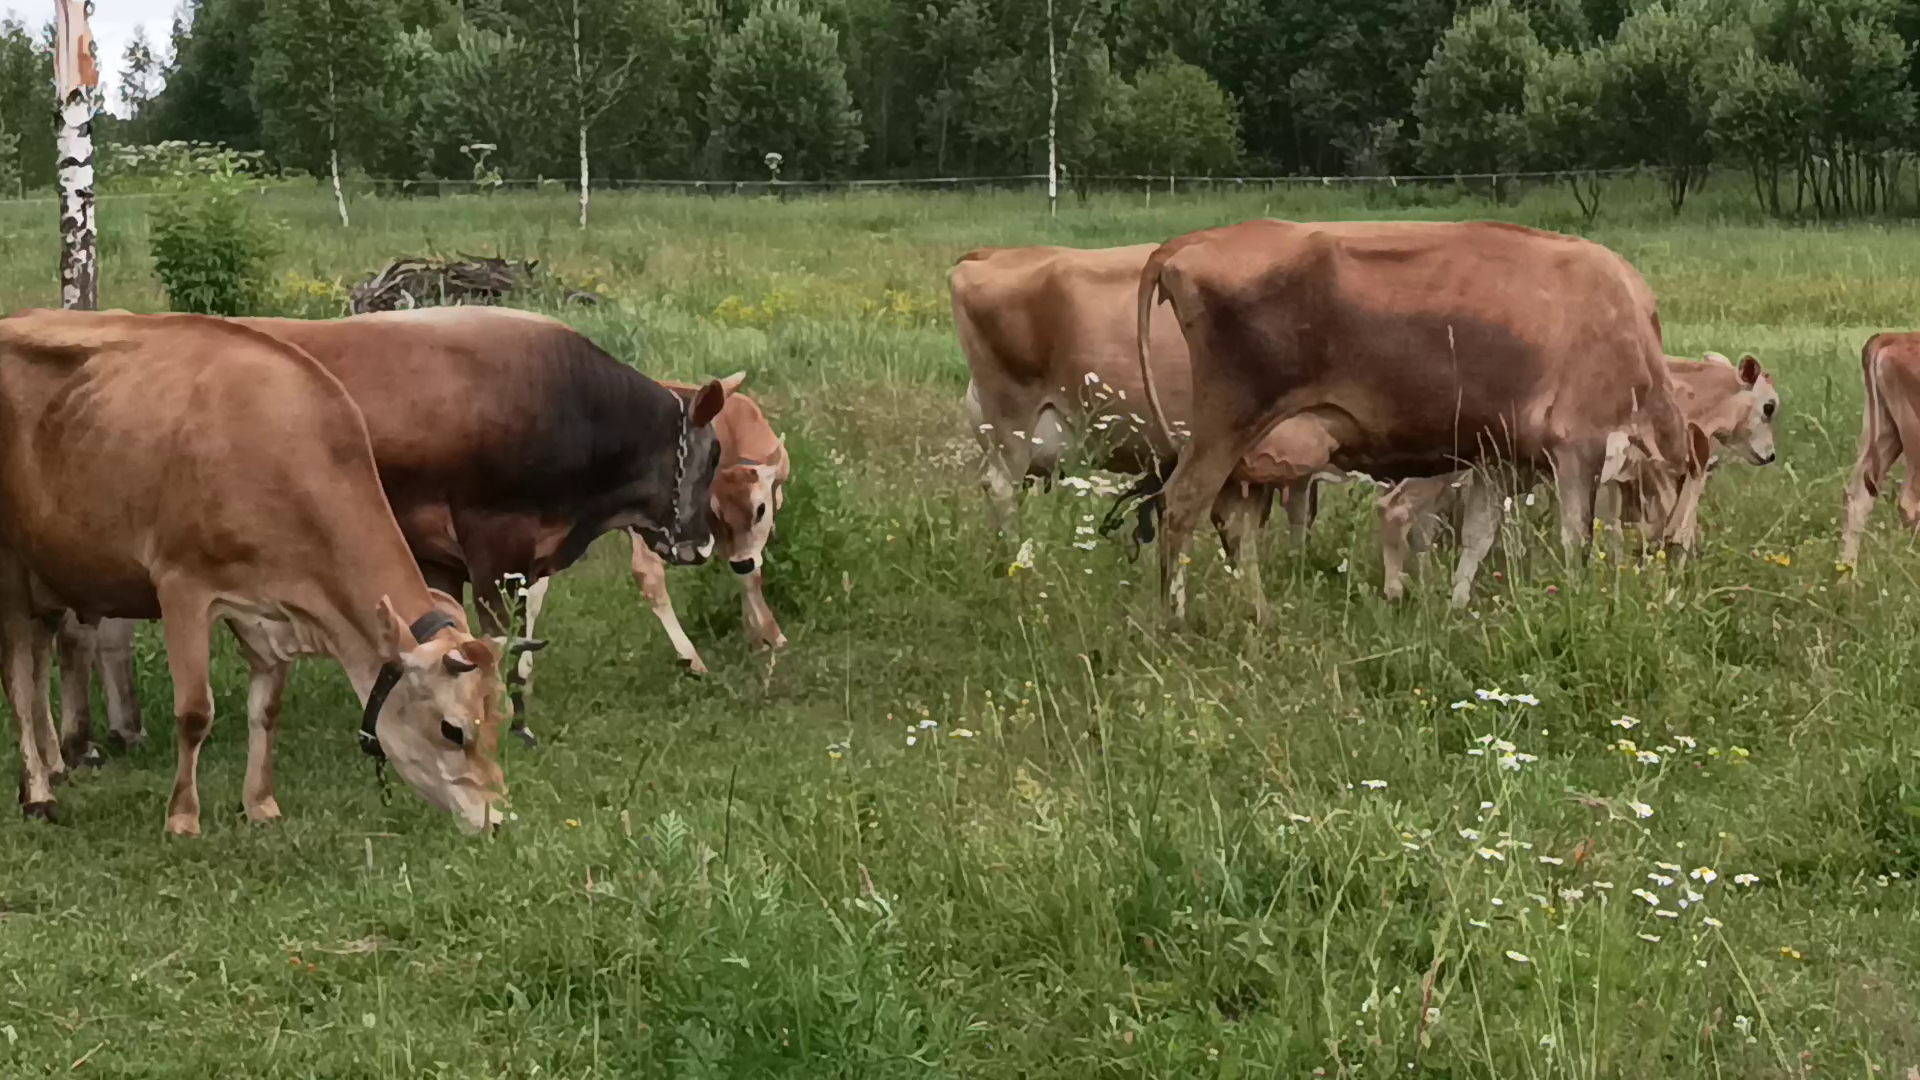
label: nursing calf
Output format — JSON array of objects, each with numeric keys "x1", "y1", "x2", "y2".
[{"x1": 1136, "y1": 220, "x2": 1709, "y2": 615}]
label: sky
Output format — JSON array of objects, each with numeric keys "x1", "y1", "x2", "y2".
[{"x1": 11, "y1": 0, "x2": 178, "y2": 116}]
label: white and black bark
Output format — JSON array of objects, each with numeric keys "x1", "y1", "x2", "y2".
[
  {"x1": 56, "y1": 86, "x2": 95, "y2": 310},
  {"x1": 574, "y1": 0, "x2": 588, "y2": 228},
  {"x1": 1046, "y1": 0, "x2": 1058, "y2": 218}
]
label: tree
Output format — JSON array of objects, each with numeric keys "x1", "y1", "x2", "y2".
[
  {"x1": 509, "y1": 0, "x2": 647, "y2": 227},
  {"x1": 1709, "y1": 49, "x2": 1811, "y2": 216},
  {"x1": 1121, "y1": 56, "x2": 1240, "y2": 179},
  {"x1": 1598, "y1": 0, "x2": 1724, "y2": 212},
  {"x1": 151, "y1": 0, "x2": 265, "y2": 150},
  {"x1": 709, "y1": 0, "x2": 866, "y2": 180},
  {"x1": 118, "y1": 26, "x2": 159, "y2": 122},
  {"x1": 1414, "y1": 0, "x2": 1544, "y2": 187},
  {"x1": 1524, "y1": 47, "x2": 1613, "y2": 221},
  {"x1": 251, "y1": 0, "x2": 401, "y2": 225},
  {"x1": 0, "y1": 19, "x2": 51, "y2": 193}
]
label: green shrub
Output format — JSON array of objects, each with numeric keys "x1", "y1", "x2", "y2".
[{"x1": 144, "y1": 144, "x2": 280, "y2": 316}]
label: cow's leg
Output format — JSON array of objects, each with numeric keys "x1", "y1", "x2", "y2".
[
  {"x1": 1281, "y1": 478, "x2": 1319, "y2": 539},
  {"x1": 470, "y1": 571, "x2": 538, "y2": 749},
  {"x1": 157, "y1": 588, "x2": 215, "y2": 837},
  {"x1": 97, "y1": 618, "x2": 142, "y2": 750},
  {"x1": 517, "y1": 576, "x2": 549, "y2": 695},
  {"x1": 736, "y1": 565, "x2": 786, "y2": 651},
  {"x1": 1159, "y1": 436, "x2": 1255, "y2": 617},
  {"x1": 55, "y1": 611, "x2": 100, "y2": 768},
  {"x1": 968, "y1": 381, "x2": 1023, "y2": 535},
  {"x1": 1451, "y1": 474, "x2": 1501, "y2": 608},
  {"x1": 632, "y1": 531, "x2": 706, "y2": 673},
  {"x1": 1211, "y1": 482, "x2": 1270, "y2": 622},
  {"x1": 4, "y1": 609, "x2": 58, "y2": 821},
  {"x1": 27, "y1": 613, "x2": 60, "y2": 786},
  {"x1": 1842, "y1": 364, "x2": 1903, "y2": 567},
  {"x1": 1377, "y1": 482, "x2": 1419, "y2": 602},
  {"x1": 1550, "y1": 443, "x2": 1603, "y2": 566},
  {"x1": 228, "y1": 627, "x2": 288, "y2": 823}
]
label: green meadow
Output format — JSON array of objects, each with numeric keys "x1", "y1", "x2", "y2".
[{"x1": 2, "y1": 178, "x2": 1920, "y2": 1076}]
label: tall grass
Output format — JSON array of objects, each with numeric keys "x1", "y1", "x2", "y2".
[{"x1": 0, "y1": 180, "x2": 1917, "y2": 1077}]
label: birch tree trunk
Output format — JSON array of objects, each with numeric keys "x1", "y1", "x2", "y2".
[
  {"x1": 54, "y1": 0, "x2": 97, "y2": 311},
  {"x1": 328, "y1": 67, "x2": 349, "y2": 227},
  {"x1": 574, "y1": 0, "x2": 589, "y2": 229},
  {"x1": 1046, "y1": 0, "x2": 1057, "y2": 218}
]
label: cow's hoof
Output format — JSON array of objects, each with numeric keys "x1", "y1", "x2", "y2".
[
  {"x1": 681, "y1": 658, "x2": 708, "y2": 677},
  {"x1": 244, "y1": 797, "x2": 282, "y2": 822},
  {"x1": 164, "y1": 813, "x2": 201, "y2": 837},
  {"x1": 21, "y1": 801, "x2": 62, "y2": 824},
  {"x1": 510, "y1": 725, "x2": 538, "y2": 751},
  {"x1": 106, "y1": 730, "x2": 146, "y2": 753}
]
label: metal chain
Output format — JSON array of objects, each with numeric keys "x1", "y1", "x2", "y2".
[{"x1": 666, "y1": 394, "x2": 691, "y2": 547}]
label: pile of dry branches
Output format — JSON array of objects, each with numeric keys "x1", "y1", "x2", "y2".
[{"x1": 348, "y1": 254, "x2": 601, "y2": 314}]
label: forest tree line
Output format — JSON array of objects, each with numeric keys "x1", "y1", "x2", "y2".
[{"x1": 0, "y1": 0, "x2": 1915, "y2": 216}]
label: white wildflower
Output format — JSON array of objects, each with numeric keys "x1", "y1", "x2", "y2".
[
  {"x1": 1361, "y1": 779, "x2": 1387, "y2": 790},
  {"x1": 1638, "y1": 933, "x2": 1662, "y2": 943},
  {"x1": 1477, "y1": 848, "x2": 1505, "y2": 862},
  {"x1": 1629, "y1": 800, "x2": 1654, "y2": 819},
  {"x1": 1538, "y1": 855, "x2": 1564, "y2": 866},
  {"x1": 1703, "y1": 916, "x2": 1724, "y2": 929},
  {"x1": 1460, "y1": 828, "x2": 1483, "y2": 842},
  {"x1": 1689, "y1": 867, "x2": 1718, "y2": 885},
  {"x1": 1613, "y1": 715, "x2": 1640, "y2": 729},
  {"x1": 1632, "y1": 888, "x2": 1660, "y2": 906},
  {"x1": 1648, "y1": 873, "x2": 1675, "y2": 888},
  {"x1": 1733, "y1": 873, "x2": 1760, "y2": 887},
  {"x1": 1505, "y1": 951, "x2": 1531, "y2": 964}
]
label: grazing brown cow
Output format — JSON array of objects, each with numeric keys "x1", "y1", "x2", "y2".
[
  {"x1": 1841, "y1": 332, "x2": 1920, "y2": 568},
  {"x1": 516, "y1": 376, "x2": 791, "y2": 678},
  {"x1": 950, "y1": 244, "x2": 1342, "y2": 595},
  {"x1": 58, "y1": 307, "x2": 732, "y2": 760},
  {"x1": 1135, "y1": 220, "x2": 1710, "y2": 614},
  {"x1": 0, "y1": 309, "x2": 514, "y2": 833},
  {"x1": 1375, "y1": 352, "x2": 1778, "y2": 604}
]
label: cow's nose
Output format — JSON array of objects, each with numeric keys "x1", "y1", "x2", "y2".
[
  {"x1": 730, "y1": 558, "x2": 757, "y2": 575},
  {"x1": 1756, "y1": 451, "x2": 1776, "y2": 465}
]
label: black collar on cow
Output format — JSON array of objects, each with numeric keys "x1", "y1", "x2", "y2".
[{"x1": 359, "y1": 609, "x2": 460, "y2": 762}]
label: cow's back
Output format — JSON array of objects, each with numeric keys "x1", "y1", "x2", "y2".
[
  {"x1": 1156, "y1": 220, "x2": 1674, "y2": 473},
  {"x1": 952, "y1": 244, "x2": 1193, "y2": 463},
  {"x1": 0, "y1": 310, "x2": 393, "y2": 616},
  {"x1": 238, "y1": 309, "x2": 675, "y2": 509}
]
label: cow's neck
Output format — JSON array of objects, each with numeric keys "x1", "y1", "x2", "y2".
[{"x1": 322, "y1": 567, "x2": 446, "y2": 706}]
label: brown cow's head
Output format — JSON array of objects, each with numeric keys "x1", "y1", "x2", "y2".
[
  {"x1": 1701, "y1": 352, "x2": 1779, "y2": 466},
  {"x1": 1601, "y1": 420, "x2": 1713, "y2": 551},
  {"x1": 370, "y1": 592, "x2": 510, "y2": 832},
  {"x1": 710, "y1": 438, "x2": 786, "y2": 576}
]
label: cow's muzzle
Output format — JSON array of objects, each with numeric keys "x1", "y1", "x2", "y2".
[{"x1": 730, "y1": 557, "x2": 757, "y2": 576}]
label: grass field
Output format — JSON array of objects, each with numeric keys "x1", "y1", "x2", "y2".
[{"x1": 3, "y1": 177, "x2": 1920, "y2": 1077}]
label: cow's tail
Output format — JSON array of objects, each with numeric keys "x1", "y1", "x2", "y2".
[
  {"x1": 1136, "y1": 242, "x2": 1181, "y2": 458},
  {"x1": 1097, "y1": 457, "x2": 1181, "y2": 556}
]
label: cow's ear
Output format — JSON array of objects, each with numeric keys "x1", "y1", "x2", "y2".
[
  {"x1": 690, "y1": 379, "x2": 726, "y2": 428},
  {"x1": 1687, "y1": 422, "x2": 1714, "y2": 472},
  {"x1": 719, "y1": 370, "x2": 747, "y2": 396},
  {"x1": 375, "y1": 595, "x2": 412, "y2": 661},
  {"x1": 1738, "y1": 354, "x2": 1763, "y2": 388},
  {"x1": 1600, "y1": 430, "x2": 1634, "y2": 485}
]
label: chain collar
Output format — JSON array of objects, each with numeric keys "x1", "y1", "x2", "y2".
[
  {"x1": 664, "y1": 393, "x2": 691, "y2": 548},
  {"x1": 360, "y1": 609, "x2": 460, "y2": 761}
]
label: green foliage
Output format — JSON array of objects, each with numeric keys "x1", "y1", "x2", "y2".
[
  {"x1": 0, "y1": 18, "x2": 52, "y2": 193},
  {"x1": 1710, "y1": 49, "x2": 1813, "y2": 215},
  {"x1": 252, "y1": 0, "x2": 403, "y2": 177},
  {"x1": 1601, "y1": 0, "x2": 1726, "y2": 211},
  {"x1": 147, "y1": 149, "x2": 280, "y2": 315},
  {"x1": 1524, "y1": 46, "x2": 1612, "y2": 220},
  {"x1": 1415, "y1": 0, "x2": 1545, "y2": 178},
  {"x1": 1121, "y1": 56, "x2": 1241, "y2": 176},
  {"x1": 710, "y1": 0, "x2": 867, "y2": 179}
]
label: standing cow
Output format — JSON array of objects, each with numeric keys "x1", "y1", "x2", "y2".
[
  {"x1": 0, "y1": 309, "x2": 515, "y2": 832},
  {"x1": 950, "y1": 244, "x2": 1345, "y2": 602},
  {"x1": 1135, "y1": 220, "x2": 1710, "y2": 615},
  {"x1": 57, "y1": 307, "x2": 732, "y2": 762}
]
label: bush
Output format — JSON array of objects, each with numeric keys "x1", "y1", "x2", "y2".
[{"x1": 145, "y1": 145, "x2": 279, "y2": 316}]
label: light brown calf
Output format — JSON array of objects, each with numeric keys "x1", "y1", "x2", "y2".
[
  {"x1": 518, "y1": 376, "x2": 790, "y2": 677},
  {"x1": 0, "y1": 309, "x2": 512, "y2": 833},
  {"x1": 1376, "y1": 352, "x2": 1778, "y2": 603},
  {"x1": 1840, "y1": 333, "x2": 1920, "y2": 568}
]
